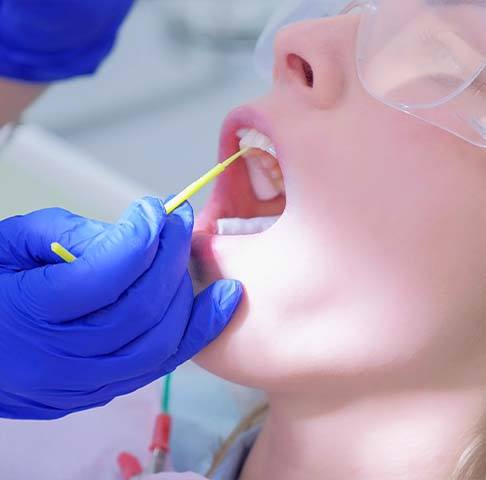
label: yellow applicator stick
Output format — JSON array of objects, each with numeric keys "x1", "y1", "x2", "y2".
[
  {"x1": 50, "y1": 147, "x2": 250, "y2": 263},
  {"x1": 51, "y1": 242, "x2": 77, "y2": 263},
  {"x1": 164, "y1": 147, "x2": 249, "y2": 214}
]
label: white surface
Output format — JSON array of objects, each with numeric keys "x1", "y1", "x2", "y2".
[{"x1": 0, "y1": 125, "x2": 150, "y2": 222}]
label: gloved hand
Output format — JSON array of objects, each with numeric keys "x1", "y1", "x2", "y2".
[
  {"x1": 0, "y1": 198, "x2": 242, "y2": 420},
  {"x1": 0, "y1": 0, "x2": 134, "y2": 81}
]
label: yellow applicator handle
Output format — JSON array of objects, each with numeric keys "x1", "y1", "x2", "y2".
[
  {"x1": 51, "y1": 242, "x2": 78, "y2": 263},
  {"x1": 164, "y1": 147, "x2": 249, "y2": 214},
  {"x1": 50, "y1": 147, "x2": 250, "y2": 263}
]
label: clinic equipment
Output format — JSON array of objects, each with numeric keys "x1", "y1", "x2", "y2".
[
  {"x1": 255, "y1": 0, "x2": 486, "y2": 148},
  {"x1": 148, "y1": 375, "x2": 173, "y2": 474},
  {"x1": 50, "y1": 147, "x2": 249, "y2": 263},
  {"x1": 117, "y1": 376, "x2": 173, "y2": 479}
]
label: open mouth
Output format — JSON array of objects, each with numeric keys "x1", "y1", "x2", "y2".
[
  {"x1": 195, "y1": 116, "x2": 287, "y2": 238},
  {"x1": 215, "y1": 128, "x2": 286, "y2": 235}
]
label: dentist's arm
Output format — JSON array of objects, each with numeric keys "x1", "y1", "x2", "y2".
[
  {"x1": 0, "y1": 0, "x2": 134, "y2": 82},
  {"x1": 0, "y1": 80, "x2": 44, "y2": 125}
]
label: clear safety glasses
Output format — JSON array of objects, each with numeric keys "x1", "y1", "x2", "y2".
[{"x1": 255, "y1": 0, "x2": 486, "y2": 148}]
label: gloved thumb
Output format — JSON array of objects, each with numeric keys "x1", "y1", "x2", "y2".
[
  {"x1": 162, "y1": 279, "x2": 243, "y2": 371},
  {"x1": 13, "y1": 197, "x2": 171, "y2": 323}
]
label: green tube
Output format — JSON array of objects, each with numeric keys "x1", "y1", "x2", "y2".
[{"x1": 162, "y1": 374, "x2": 172, "y2": 413}]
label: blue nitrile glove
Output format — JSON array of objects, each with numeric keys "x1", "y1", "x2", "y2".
[
  {"x1": 0, "y1": 0, "x2": 134, "y2": 82},
  {"x1": 0, "y1": 197, "x2": 242, "y2": 420}
]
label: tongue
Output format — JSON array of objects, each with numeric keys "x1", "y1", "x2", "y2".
[{"x1": 216, "y1": 216, "x2": 280, "y2": 236}]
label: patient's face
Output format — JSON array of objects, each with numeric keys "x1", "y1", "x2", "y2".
[{"x1": 191, "y1": 13, "x2": 486, "y2": 393}]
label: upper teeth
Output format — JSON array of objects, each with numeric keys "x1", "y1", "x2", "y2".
[
  {"x1": 238, "y1": 128, "x2": 284, "y2": 201},
  {"x1": 237, "y1": 128, "x2": 277, "y2": 157}
]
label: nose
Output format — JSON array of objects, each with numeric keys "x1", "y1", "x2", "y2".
[{"x1": 273, "y1": 15, "x2": 357, "y2": 109}]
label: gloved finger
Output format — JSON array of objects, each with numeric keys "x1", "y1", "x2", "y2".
[
  {"x1": 162, "y1": 279, "x2": 243, "y2": 371},
  {"x1": 0, "y1": 387, "x2": 111, "y2": 421},
  {"x1": 23, "y1": 272, "x2": 194, "y2": 405},
  {"x1": 42, "y1": 209, "x2": 195, "y2": 356},
  {"x1": 0, "y1": 208, "x2": 107, "y2": 270},
  {"x1": 29, "y1": 279, "x2": 242, "y2": 411},
  {"x1": 57, "y1": 280, "x2": 242, "y2": 407},
  {"x1": 12, "y1": 197, "x2": 178, "y2": 322},
  {"x1": 27, "y1": 364, "x2": 167, "y2": 414}
]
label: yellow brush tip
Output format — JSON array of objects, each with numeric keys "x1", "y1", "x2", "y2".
[{"x1": 51, "y1": 242, "x2": 77, "y2": 263}]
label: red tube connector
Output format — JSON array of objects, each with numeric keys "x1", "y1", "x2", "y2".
[
  {"x1": 149, "y1": 413, "x2": 172, "y2": 453},
  {"x1": 117, "y1": 452, "x2": 143, "y2": 480}
]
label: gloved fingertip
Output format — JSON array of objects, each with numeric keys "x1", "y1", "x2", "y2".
[
  {"x1": 118, "y1": 196, "x2": 167, "y2": 241},
  {"x1": 162, "y1": 200, "x2": 194, "y2": 236},
  {"x1": 173, "y1": 201, "x2": 194, "y2": 224},
  {"x1": 215, "y1": 280, "x2": 244, "y2": 320}
]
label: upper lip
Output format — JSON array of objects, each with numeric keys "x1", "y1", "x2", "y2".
[{"x1": 219, "y1": 105, "x2": 279, "y2": 164}]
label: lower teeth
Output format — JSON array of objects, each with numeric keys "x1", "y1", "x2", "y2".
[{"x1": 216, "y1": 216, "x2": 280, "y2": 236}]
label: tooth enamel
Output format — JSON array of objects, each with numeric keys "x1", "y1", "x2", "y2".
[
  {"x1": 245, "y1": 158, "x2": 281, "y2": 201},
  {"x1": 239, "y1": 129, "x2": 273, "y2": 152},
  {"x1": 269, "y1": 166, "x2": 283, "y2": 180},
  {"x1": 274, "y1": 178, "x2": 285, "y2": 192},
  {"x1": 265, "y1": 144, "x2": 277, "y2": 157},
  {"x1": 238, "y1": 128, "x2": 284, "y2": 201},
  {"x1": 237, "y1": 128, "x2": 251, "y2": 139},
  {"x1": 217, "y1": 216, "x2": 280, "y2": 236},
  {"x1": 260, "y1": 155, "x2": 277, "y2": 169}
]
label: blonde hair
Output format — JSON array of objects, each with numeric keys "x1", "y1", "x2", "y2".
[
  {"x1": 207, "y1": 406, "x2": 486, "y2": 479},
  {"x1": 452, "y1": 430, "x2": 486, "y2": 480},
  {"x1": 206, "y1": 404, "x2": 268, "y2": 478}
]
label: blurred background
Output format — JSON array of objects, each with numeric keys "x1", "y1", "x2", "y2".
[
  {"x1": 0, "y1": 0, "x2": 280, "y2": 222},
  {"x1": 0, "y1": 1, "x2": 276, "y2": 476}
]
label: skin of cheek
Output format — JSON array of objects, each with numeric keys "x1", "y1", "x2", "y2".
[{"x1": 195, "y1": 57, "x2": 486, "y2": 397}]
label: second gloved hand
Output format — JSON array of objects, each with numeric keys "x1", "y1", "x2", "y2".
[
  {"x1": 0, "y1": 0, "x2": 134, "y2": 81},
  {"x1": 0, "y1": 198, "x2": 242, "y2": 420}
]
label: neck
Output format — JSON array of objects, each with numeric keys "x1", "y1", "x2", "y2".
[{"x1": 240, "y1": 387, "x2": 486, "y2": 480}]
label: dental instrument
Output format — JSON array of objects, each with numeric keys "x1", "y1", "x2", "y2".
[
  {"x1": 148, "y1": 375, "x2": 173, "y2": 474},
  {"x1": 163, "y1": 147, "x2": 250, "y2": 214},
  {"x1": 117, "y1": 453, "x2": 144, "y2": 480},
  {"x1": 117, "y1": 375, "x2": 173, "y2": 478},
  {"x1": 50, "y1": 147, "x2": 250, "y2": 263}
]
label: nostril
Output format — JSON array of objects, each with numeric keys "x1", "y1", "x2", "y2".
[
  {"x1": 302, "y1": 60, "x2": 314, "y2": 88},
  {"x1": 287, "y1": 53, "x2": 314, "y2": 88}
]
